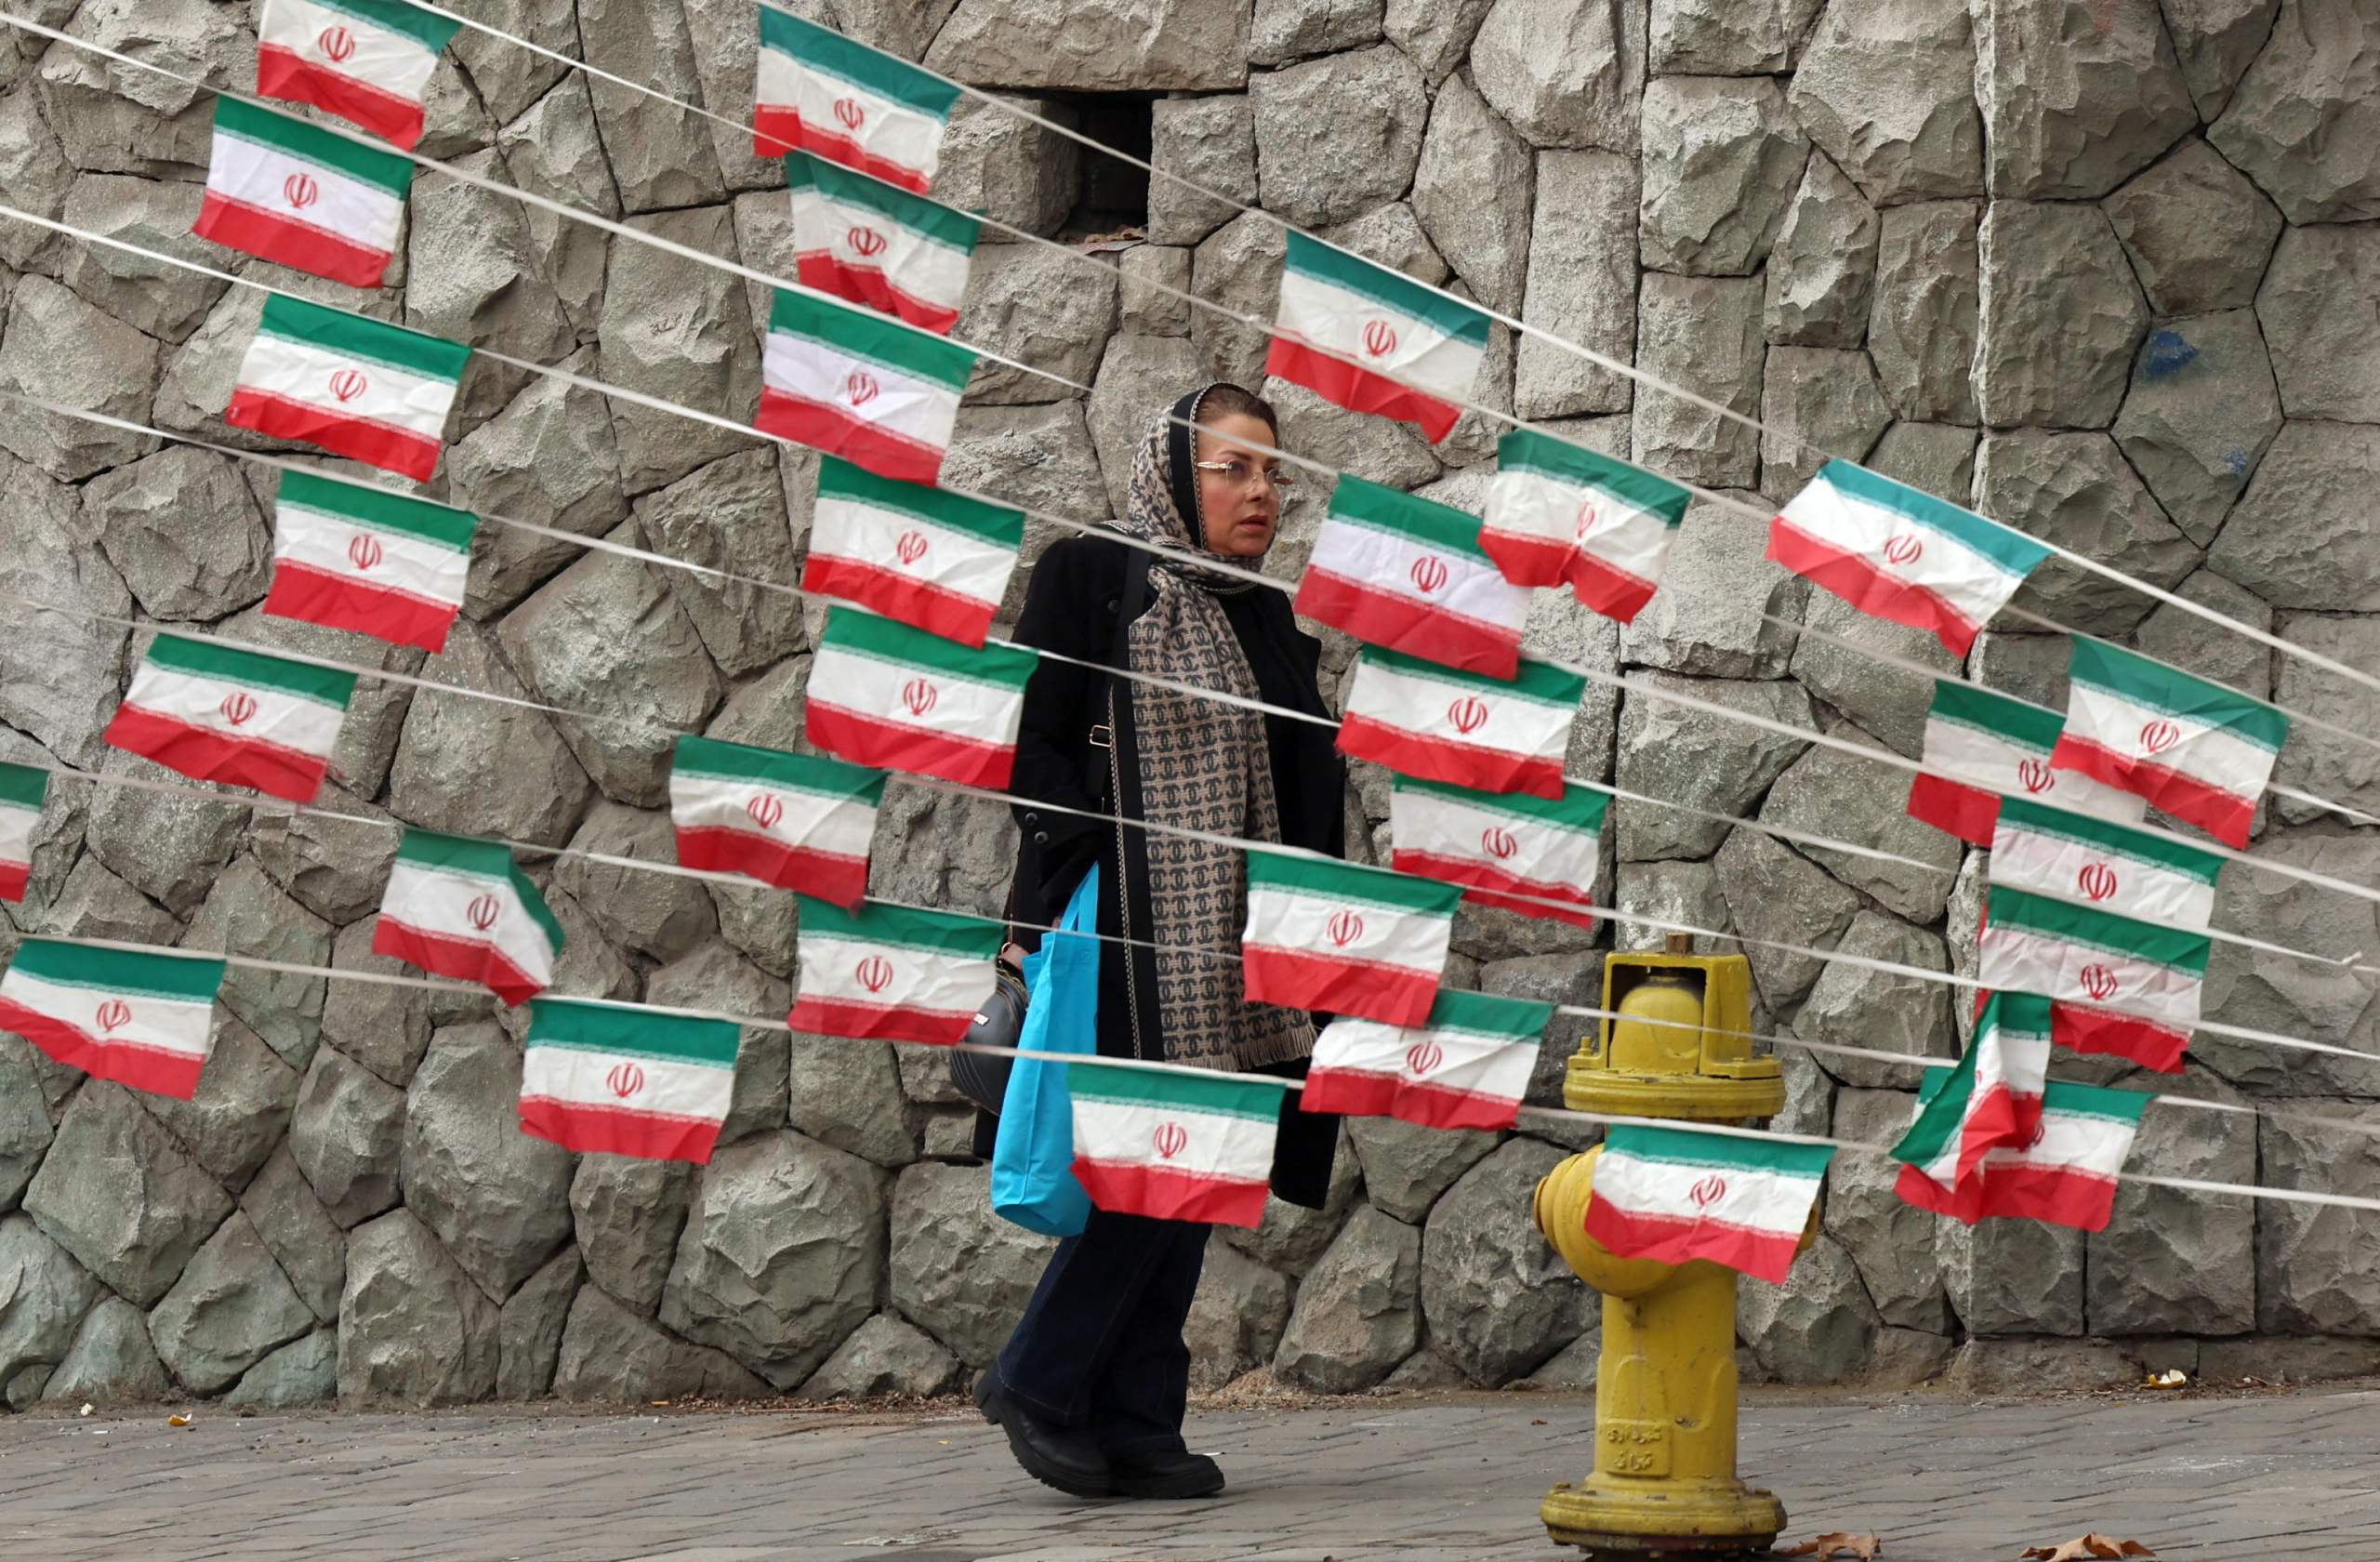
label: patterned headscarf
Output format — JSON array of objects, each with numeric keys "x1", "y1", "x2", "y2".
[{"x1": 1107, "y1": 386, "x2": 1314, "y2": 1072}]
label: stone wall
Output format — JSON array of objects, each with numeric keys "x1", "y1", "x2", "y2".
[{"x1": 1, "y1": 0, "x2": 2378, "y2": 1410}]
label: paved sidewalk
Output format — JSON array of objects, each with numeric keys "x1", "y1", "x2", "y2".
[{"x1": 3, "y1": 1385, "x2": 2376, "y2": 1561}]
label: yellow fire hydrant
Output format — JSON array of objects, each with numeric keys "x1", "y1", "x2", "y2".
[{"x1": 1533, "y1": 933, "x2": 1794, "y2": 1557}]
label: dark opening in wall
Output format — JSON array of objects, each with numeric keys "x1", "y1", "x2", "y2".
[{"x1": 1040, "y1": 90, "x2": 1157, "y2": 239}]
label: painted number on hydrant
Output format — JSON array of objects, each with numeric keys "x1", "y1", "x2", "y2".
[{"x1": 1602, "y1": 1422, "x2": 1672, "y2": 1477}]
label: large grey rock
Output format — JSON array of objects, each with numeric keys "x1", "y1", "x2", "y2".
[
  {"x1": 1867, "y1": 422, "x2": 1980, "y2": 507},
  {"x1": 1790, "y1": 0, "x2": 1985, "y2": 203},
  {"x1": 1941, "y1": 1336, "x2": 2131, "y2": 1393},
  {"x1": 935, "y1": 94, "x2": 1080, "y2": 241},
  {"x1": 1471, "y1": 0, "x2": 1645, "y2": 152},
  {"x1": 630, "y1": 447, "x2": 807, "y2": 679},
  {"x1": 0, "y1": 1213, "x2": 99, "y2": 1390},
  {"x1": 1251, "y1": 0, "x2": 1383, "y2": 62},
  {"x1": 249, "y1": 790, "x2": 400, "y2": 928},
  {"x1": 1939, "y1": 1208, "x2": 2084, "y2": 1336},
  {"x1": 52, "y1": 171, "x2": 225, "y2": 341},
  {"x1": 80, "y1": 751, "x2": 246, "y2": 917},
  {"x1": 865, "y1": 783, "x2": 1015, "y2": 920},
  {"x1": 571, "y1": 1154, "x2": 690, "y2": 1315},
  {"x1": 2255, "y1": 223, "x2": 2380, "y2": 426},
  {"x1": 1620, "y1": 494, "x2": 1806, "y2": 678},
  {"x1": 1765, "y1": 152, "x2": 1879, "y2": 350},
  {"x1": 1651, "y1": 0, "x2": 1825, "y2": 72},
  {"x1": 401, "y1": 1024, "x2": 575, "y2": 1302},
  {"x1": 404, "y1": 154, "x2": 574, "y2": 415},
  {"x1": 1384, "y1": 0, "x2": 1494, "y2": 82},
  {"x1": 660, "y1": 1130, "x2": 889, "y2": 1387},
  {"x1": 385, "y1": 617, "x2": 597, "y2": 847},
  {"x1": 550, "y1": 1281, "x2": 768, "y2": 1401},
  {"x1": 2162, "y1": 0, "x2": 2281, "y2": 121},
  {"x1": 0, "y1": 1040, "x2": 52, "y2": 1213},
  {"x1": 1739, "y1": 1233, "x2": 1881, "y2": 1385},
  {"x1": 787, "y1": 1033, "x2": 918, "y2": 1169},
  {"x1": 0, "y1": 275, "x2": 159, "y2": 482},
  {"x1": 888, "y1": 1161, "x2": 1056, "y2": 1369},
  {"x1": 2270, "y1": 618, "x2": 2380, "y2": 827},
  {"x1": 1144, "y1": 94, "x2": 1254, "y2": 247},
  {"x1": 36, "y1": 856, "x2": 178, "y2": 948},
  {"x1": 1614, "y1": 858, "x2": 1733, "y2": 954},
  {"x1": 1514, "y1": 151, "x2": 1638, "y2": 419},
  {"x1": 1761, "y1": 734, "x2": 1963, "y2": 921},
  {"x1": 945, "y1": 402, "x2": 1110, "y2": 539},
  {"x1": 1614, "y1": 674, "x2": 1815, "y2": 860},
  {"x1": 2196, "y1": 839, "x2": 2380, "y2": 1092},
  {"x1": 2207, "y1": 0, "x2": 2380, "y2": 224},
  {"x1": 1974, "y1": 0, "x2": 2198, "y2": 199},
  {"x1": 84, "y1": 447, "x2": 269, "y2": 622},
  {"x1": 926, "y1": 0, "x2": 1249, "y2": 89},
  {"x1": 226, "y1": 608, "x2": 422, "y2": 801},
  {"x1": 575, "y1": 0, "x2": 723, "y2": 213},
  {"x1": 1787, "y1": 587, "x2": 1958, "y2": 758},
  {"x1": 2087, "y1": 1073, "x2": 2254, "y2": 1335},
  {"x1": 224, "y1": 1329, "x2": 337, "y2": 1407},
  {"x1": 1795, "y1": 912, "x2": 1955, "y2": 1090},
  {"x1": 1712, "y1": 827, "x2": 1864, "y2": 1013},
  {"x1": 2103, "y1": 139, "x2": 2285, "y2": 318},
  {"x1": 139, "y1": 1013, "x2": 300, "y2": 1191},
  {"x1": 2112, "y1": 311, "x2": 2283, "y2": 547},
  {"x1": 337, "y1": 1210, "x2": 500, "y2": 1405},
  {"x1": 1975, "y1": 201, "x2": 2150, "y2": 430},
  {"x1": 495, "y1": 76, "x2": 615, "y2": 342},
  {"x1": 239, "y1": 1148, "x2": 345, "y2": 1324},
  {"x1": 2132, "y1": 571, "x2": 2273, "y2": 702},
  {"x1": 290, "y1": 1046, "x2": 409, "y2": 1229},
  {"x1": 1980, "y1": 430, "x2": 2202, "y2": 636},
  {"x1": 147, "y1": 1210, "x2": 316, "y2": 1396},
  {"x1": 1633, "y1": 274, "x2": 1764, "y2": 487},
  {"x1": 2257, "y1": 1101, "x2": 2380, "y2": 1333},
  {"x1": 1348, "y1": 1116, "x2": 1499, "y2": 1224},
  {"x1": 0, "y1": 457, "x2": 132, "y2": 765},
  {"x1": 1867, "y1": 199, "x2": 1979, "y2": 430},
  {"x1": 1411, "y1": 74, "x2": 1534, "y2": 316},
  {"x1": 1249, "y1": 46, "x2": 1427, "y2": 229},
  {"x1": 642, "y1": 940, "x2": 789, "y2": 1147},
  {"x1": 1183, "y1": 1240, "x2": 1294, "y2": 1389},
  {"x1": 1825, "y1": 1088, "x2": 1950, "y2": 1330},
  {"x1": 1221, "y1": 1122, "x2": 1360, "y2": 1278},
  {"x1": 2208, "y1": 423, "x2": 2380, "y2": 611},
  {"x1": 447, "y1": 359, "x2": 631, "y2": 618},
  {"x1": 1088, "y1": 332, "x2": 1215, "y2": 517},
  {"x1": 320, "y1": 920, "x2": 435, "y2": 1092},
  {"x1": 1759, "y1": 346, "x2": 1892, "y2": 500},
  {"x1": 956, "y1": 245, "x2": 1118, "y2": 407},
  {"x1": 496, "y1": 1246, "x2": 581, "y2": 1397},
  {"x1": 179, "y1": 855, "x2": 330, "y2": 1072},
  {"x1": 1421, "y1": 1138, "x2": 1591, "y2": 1385},
  {"x1": 1639, "y1": 76, "x2": 1806, "y2": 277},
  {"x1": 1274, "y1": 1203, "x2": 1421, "y2": 1394},
  {"x1": 554, "y1": 801, "x2": 719, "y2": 961},
  {"x1": 598, "y1": 207, "x2": 759, "y2": 495},
  {"x1": 23, "y1": 1081, "x2": 231, "y2": 1307},
  {"x1": 801, "y1": 1311, "x2": 963, "y2": 1400},
  {"x1": 40, "y1": 1296, "x2": 169, "y2": 1405}
]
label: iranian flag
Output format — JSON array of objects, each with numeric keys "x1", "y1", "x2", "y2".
[
  {"x1": 803, "y1": 456, "x2": 1022, "y2": 648},
  {"x1": 1903, "y1": 1080, "x2": 2148, "y2": 1231},
  {"x1": 1583, "y1": 1124, "x2": 1834, "y2": 1284},
  {"x1": 1292, "y1": 475, "x2": 1531, "y2": 679},
  {"x1": 0, "y1": 939, "x2": 226, "y2": 1099},
  {"x1": 754, "y1": 6, "x2": 959, "y2": 192},
  {"x1": 1338, "y1": 646, "x2": 1584, "y2": 800},
  {"x1": 669, "y1": 735, "x2": 883, "y2": 907},
  {"x1": 1767, "y1": 459, "x2": 2052, "y2": 657},
  {"x1": 1388, "y1": 774, "x2": 1603, "y2": 930},
  {"x1": 2054, "y1": 637, "x2": 2288, "y2": 850},
  {"x1": 1909, "y1": 678, "x2": 2146, "y2": 847},
  {"x1": 0, "y1": 761, "x2": 46, "y2": 903},
  {"x1": 255, "y1": 0, "x2": 460, "y2": 151},
  {"x1": 1302, "y1": 988, "x2": 1553, "y2": 1132},
  {"x1": 1888, "y1": 989, "x2": 2053, "y2": 1211},
  {"x1": 105, "y1": 633, "x2": 354, "y2": 804},
  {"x1": 262, "y1": 469, "x2": 476, "y2": 652},
  {"x1": 1265, "y1": 232, "x2": 1490, "y2": 443},
  {"x1": 1067, "y1": 1061, "x2": 1285, "y2": 1228},
  {"x1": 787, "y1": 895, "x2": 1002, "y2": 1045},
  {"x1": 1990, "y1": 795, "x2": 2224, "y2": 931},
  {"x1": 519, "y1": 997, "x2": 740, "y2": 1164},
  {"x1": 804, "y1": 606, "x2": 1036, "y2": 788},
  {"x1": 1977, "y1": 883, "x2": 2209, "y2": 1073},
  {"x1": 1481, "y1": 430, "x2": 1689, "y2": 621},
  {"x1": 228, "y1": 294, "x2": 471, "y2": 482},
  {"x1": 192, "y1": 97, "x2": 411, "y2": 288},
  {"x1": 787, "y1": 151, "x2": 978, "y2": 335},
  {"x1": 372, "y1": 827, "x2": 564, "y2": 1005},
  {"x1": 756, "y1": 286, "x2": 973, "y2": 485},
  {"x1": 1240, "y1": 848, "x2": 1460, "y2": 1027}
]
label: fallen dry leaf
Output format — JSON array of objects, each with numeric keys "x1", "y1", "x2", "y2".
[
  {"x1": 165, "y1": 1414, "x2": 192, "y2": 1427},
  {"x1": 1776, "y1": 1533, "x2": 1882, "y2": 1559},
  {"x1": 2020, "y1": 1536, "x2": 2155, "y2": 1560}
]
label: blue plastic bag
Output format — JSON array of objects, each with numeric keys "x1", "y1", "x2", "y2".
[{"x1": 990, "y1": 864, "x2": 1100, "y2": 1237}]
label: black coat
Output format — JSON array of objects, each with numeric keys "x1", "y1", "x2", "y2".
[{"x1": 1004, "y1": 532, "x2": 1346, "y2": 1209}]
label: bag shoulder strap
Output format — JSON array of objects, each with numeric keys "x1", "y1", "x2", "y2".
[{"x1": 1086, "y1": 543, "x2": 1152, "y2": 810}]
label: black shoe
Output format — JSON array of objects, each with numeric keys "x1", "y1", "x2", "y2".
[
  {"x1": 973, "y1": 1375, "x2": 1110, "y2": 1499},
  {"x1": 1109, "y1": 1449, "x2": 1225, "y2": 1499}
]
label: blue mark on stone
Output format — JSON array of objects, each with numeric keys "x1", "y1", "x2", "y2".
[
  {"x1": 2141, "y1": 329, "x2": 2199, "y2": 380},
  {"x1": 2222, "y1": 448, "x2": 2251, "y2": 476}
]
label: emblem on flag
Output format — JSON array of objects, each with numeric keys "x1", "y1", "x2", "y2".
[
  {"x1": 193, "y1": 97, "x2": 413, "y2": 287},
  {"x1": 1066, "y1": 1061, "x2": 1287, "y2": 1228},
  {"x1": 1584, "y1": 1124, "x2": 1834, "y2": 1283},
  {"x1": 2052, "y1": 637, "x2": 2289, "y2": 850},
  {"x1": 105, "y1": 632, "x2": 356, "y2": 804},
  {"x1": 754, "y1": 7, "x2": 959, "y2": 192},
  {"x1": 255, "y1": 0, "x2": 460, "y2": 150},
  {"x1": 520, "y1": 997, "x2": 740, "y2": 1163},
  {"x1": 788, "y1": 895, "x2": 1004, "y2": 1045},
  {"x1": 1303, "y1": 988, "x2": 1552, "y2": 1132},
  {"x1": 1266, "y1": 232, "x2": 1490, "y2": 443},
  {"x1": 1338, "y1": 647, "x2": 1585, "y2": 799},
  {"x1": 1240, "y1": 849, "x2": 1460, "y2": 1028},
  {"x1": 1293, "y1": 476, "x2": 1532, "y2": 679},
  {"x1": 0, "y1": 939, "x2": 228, "y2": 1100}
]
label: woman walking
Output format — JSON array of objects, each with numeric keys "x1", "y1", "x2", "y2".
[{"x1": 976, "y1": 384, "x2": 1345, "y2": 1500}]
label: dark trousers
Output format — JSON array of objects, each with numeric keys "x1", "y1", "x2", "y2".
[{"x1": 994, "y1": 1208, "x2": 1210, "y2": 1458}]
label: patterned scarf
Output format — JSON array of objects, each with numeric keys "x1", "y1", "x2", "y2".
[{"x1": 1107, "y1": 388, "x2": 1314, "y2": 1073}]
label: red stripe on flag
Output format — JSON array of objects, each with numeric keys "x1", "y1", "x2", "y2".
[
  {"x1": 0, "y1": 999, "x2": 205, "y2": 1099},
  {"x1": 1477, "y1": 526, "x2": 1572, "y2": 589},
  {"x1": 674, "y1": 827, "x2": 868, "y2": 908},
  {"x1": 1264, "y1": 338, "x2": 1462, "y2": 443},
  {"x1": 1893, "y1": 1162, "x2": 1981, "y2": 1222},
  {"x1": 2052, "y1": 1001, "x2": 2189, "y2": 1073},
  {"x1": 1765, "y1": 515, "x2": 1985, "y2": 657},
  {"x1": 226, "y1": 388, "x2": 444, "y2": 482},
  {"x1": 1292, "y1": 567, "x2": 1520, "y2": 681},
  {"x1": 1070, "y1": 1157, "x2": 1270, "y2": 1229},
  {"x1": 755, "y1": 388, "x2": 945, "y2": 484},
  {"x1": 1969, "y1": 1162, "x2": 2122, "y2": 1232},
  {"x1": 1336, "y1": 711, "x2": 1565, "y2": 799},
  {"x1": 787, "y1": 994, "x2": 975, "y2": 1045},
  {"x1": 2050, "y1": 735, "x2": 2255, "y2": 848},
  {"x1": 103, "y1": 704, "x2": 330, "y2": 804},
  {"x1": 372, "y1": 917, "x2": 546, "y2": 1007},
  {"x1": 1241, "y1": 944, "x2": 1437, "y2": 1028},
  {"x1": 518, "y1": 1097, "x2": 722, "y2": 1164},
  {"x1": 1905, "y1": 771, "x2": 2000, "y2": 846},
  {"x1": 192, "y1": 192, "x2": 395, "y2": 289},
  {"x1": 1581, "y1": 1199, "x2": 1805, "y2": 1285},
  {"x1": 800, "y1": 553, "x2": 997, "y2": 648},
  {"x1": 805, "y1": 700, "x2": 1014, "y2": 789},
  {"x1": 263, "y1": 562, "x2": 459, "y2": 653},
  {"x1": 1299, "y1": 1066, "x2": 1522, "y2": 1132},
  {"x1": 1566, "y1": 552, "x2": 1659, "y2": 625},
  {"x1": 794, "y1": 251, "x2": 961, "y2": 336},
  {"x1": 0, "y1": 861, "x2": 26, "y2": 903},
  {"x1": 758, "y1": 113, "x2": 932, "y2": 192},
  {"x1": 255, "y1": 46, "x2": 428, "y2": 150},
  {"x1": 1390, "y1": 848, "x2": 1598, "y2": 931}
]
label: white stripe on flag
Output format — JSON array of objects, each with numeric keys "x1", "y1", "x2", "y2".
[
  {"x1": 276, "y1": 500, "x2": 468, "y2": 608},
  {"x1": 1344, "y1": 656, "x2": 1571, "y2": 755},
  {"x1": 807, "y1": 644, "x2": 1019, "y2": 746},
  {"x1": 0, "y1": 801, "x2": 36, "y2": 872},
  {"x1": 208, "y1": 129, "x2": 403, "y2": 257},
  {"x1": 1242, "y1": 885, "x2": 1448, "y2": 977},
  {"x1": 2065, "y1": 684, "x2": 2277, "y2": 799},
  {"x1": 1389, "y1": 788, "x2": 1599, "y2": 892},
  {"x1": 1483, "y1": 469, "x2": 1672, "y2": 583},
  {"x1": 791, "y1": 189, "x2": 972, "y2": 306},
  {"x1": 1590, "y1": 1150, "x2": 1817, "y2": 1238},
  {"x1": 1306, "y1": 515, "x2": 1528, "y2": 638},
  {"x1": 668, "y1": 772, "x2": 876, "y2": 859},
  {"x1": 1780, "y1": 478, "x2": 2021, "y2": 626},
  {"x1": 380, "y1": 861, "x2": 556, "y2": 984},
  {"x1": 522, "y1": 1047, "x2": 734, "y2": 1121},
  {"x1": 120, "y1": 662, "x2": 346, "y2": 760},
  {"x1": 796, "y1": 932, "x2": 986, "y2": 1013},
  {"x1": 808, "y1": 498, "x2": 1012, "y2": 612},
  {"x1": 259, "y1": 0, "x2": 441, "y2": 98},
  {"x1": 1925, "y1": 718, "x2": 2147, "y2": 823},
  {"x1": 758, "y1": 56, "x2": 944, "y2": 178},
  {"x1": 1275, "y1": 267, "x2": 1482, "y2": 403},
  {"x1": 763, "y1": 330, "x2": 959, "y2": 450},
  {"x1": 1976, "y1": 924, "x2": 2202, "y2": 1027},
  {"x1": 1988, "y1": 825, "x2": 2217, "y2": 929},
  {"x1": 0, "y1": 968, "x2": 214, "y2": 1062},
  {"x1": 240, "y1": 330, "x2": 456, "y2": 441},
  {"x1": 1073, "y1": 1098, "x2": 1274, "y2": 1185}
]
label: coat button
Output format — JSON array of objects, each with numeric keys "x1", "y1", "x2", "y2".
[{"x1": 1033, "y1": 831, "x2": 1050, "y2": 846}]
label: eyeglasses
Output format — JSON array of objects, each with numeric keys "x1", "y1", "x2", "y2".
[{"x1": 1192, "y1": 458, "x2": 1297, "y2": 492}]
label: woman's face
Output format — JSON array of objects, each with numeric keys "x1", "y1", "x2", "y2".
[{"x1": 1195, "y1": 412, "x2": 1288, "y2": 559}]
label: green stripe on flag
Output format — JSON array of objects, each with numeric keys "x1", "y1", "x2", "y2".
[
  {"x1": 1245, "y1": 848, "x2": 1464, "y2": 918},
  {"x1": 795, "y1": 895, "x2": 1005, "y2": 959},
  {"x1": 1393, "y1": 774, "x2": 1609, "y2": 831},
  {"x1": 525, "y1": 997, "x2": 740, "y2": 1067},
  {"x1": 1987, "y1": 883, "x2": 2212, "y2": 974},
  {"x1": 1815, "y1": 460, "x2": 2052, "y2": 576},
  {"x1": 0, "y1": 760, "x2": 46, "y2": 812},
  {"x1": 1928, "y1": 678, "x2": 2062, "y2": 754},
  {"x1": 305, "y1": 0, "x2": 463, "y2": 52},
  {"x1": 394, "y1": 827, "x2": 516, "y2": 880},
  {"x1": 1887, "y1": 1040, "x2": 1974, "y2": 1170},
  {"x1": 1329, "y1": 475, "x2": 1495, "y2": 564},
  {"x1": 1996, "y1": 796, "x2": 2226, "y2": 884},
  {"x1": 1422, "y1": 986, "x2": 1554, "y2": 1039},
  {"x1": 278, "y1": 470, "x2": 478, "y2": 552},
  {"x1": 816, "y1": 457, "x2": 1023, "y2": 549},
  {"x1": 784, "y1": 152, "x2": 982, "y2": 253},
  {"x1": 1364, "y1": 643, "x2": 1588, "y2": 708},
  {"x1": 1604, "y1": 1122, "x2": 1834, "y2": 1178},
  {"x1": 257, "y1": 294, "x2": 472, "y2": 385},
  {"x1": 2039, "y1": 1079, "x2": 2151, "y2": 1126},
  {"x1": 756, "y1": 6, "x2": 962, "y2": 121},
  {"x1": 2066, "y1": 637, "x2": 2291, "y2": 753},
  {"x1": 1283, "y1": 231, "x2": 1491, "y2": 350},
  {"x1": 673, "y1": 735, "x2": 886, "y2": 801},
  {"x1": 213, "y1": 96, "x2": 415, "y2": 200},
  {"x1": 1064, "y1": 1060, "x2": 1289, "y2": 1120},
  {"x1": 145, "y1": 632, "x2": 357, "y2": 708},
  {"x1": 7, "y1": 937, "x2": 227, "y2": 1002},
  {"x1": 768, "y1": 286, "x2": 976, "y2": 392},
  {"x1": 819, "y1": 605, "x2": 1037, "y2": 690},
  {"x1": 1494, "y1": 431, "x2": 1689, "y2": 523}
]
